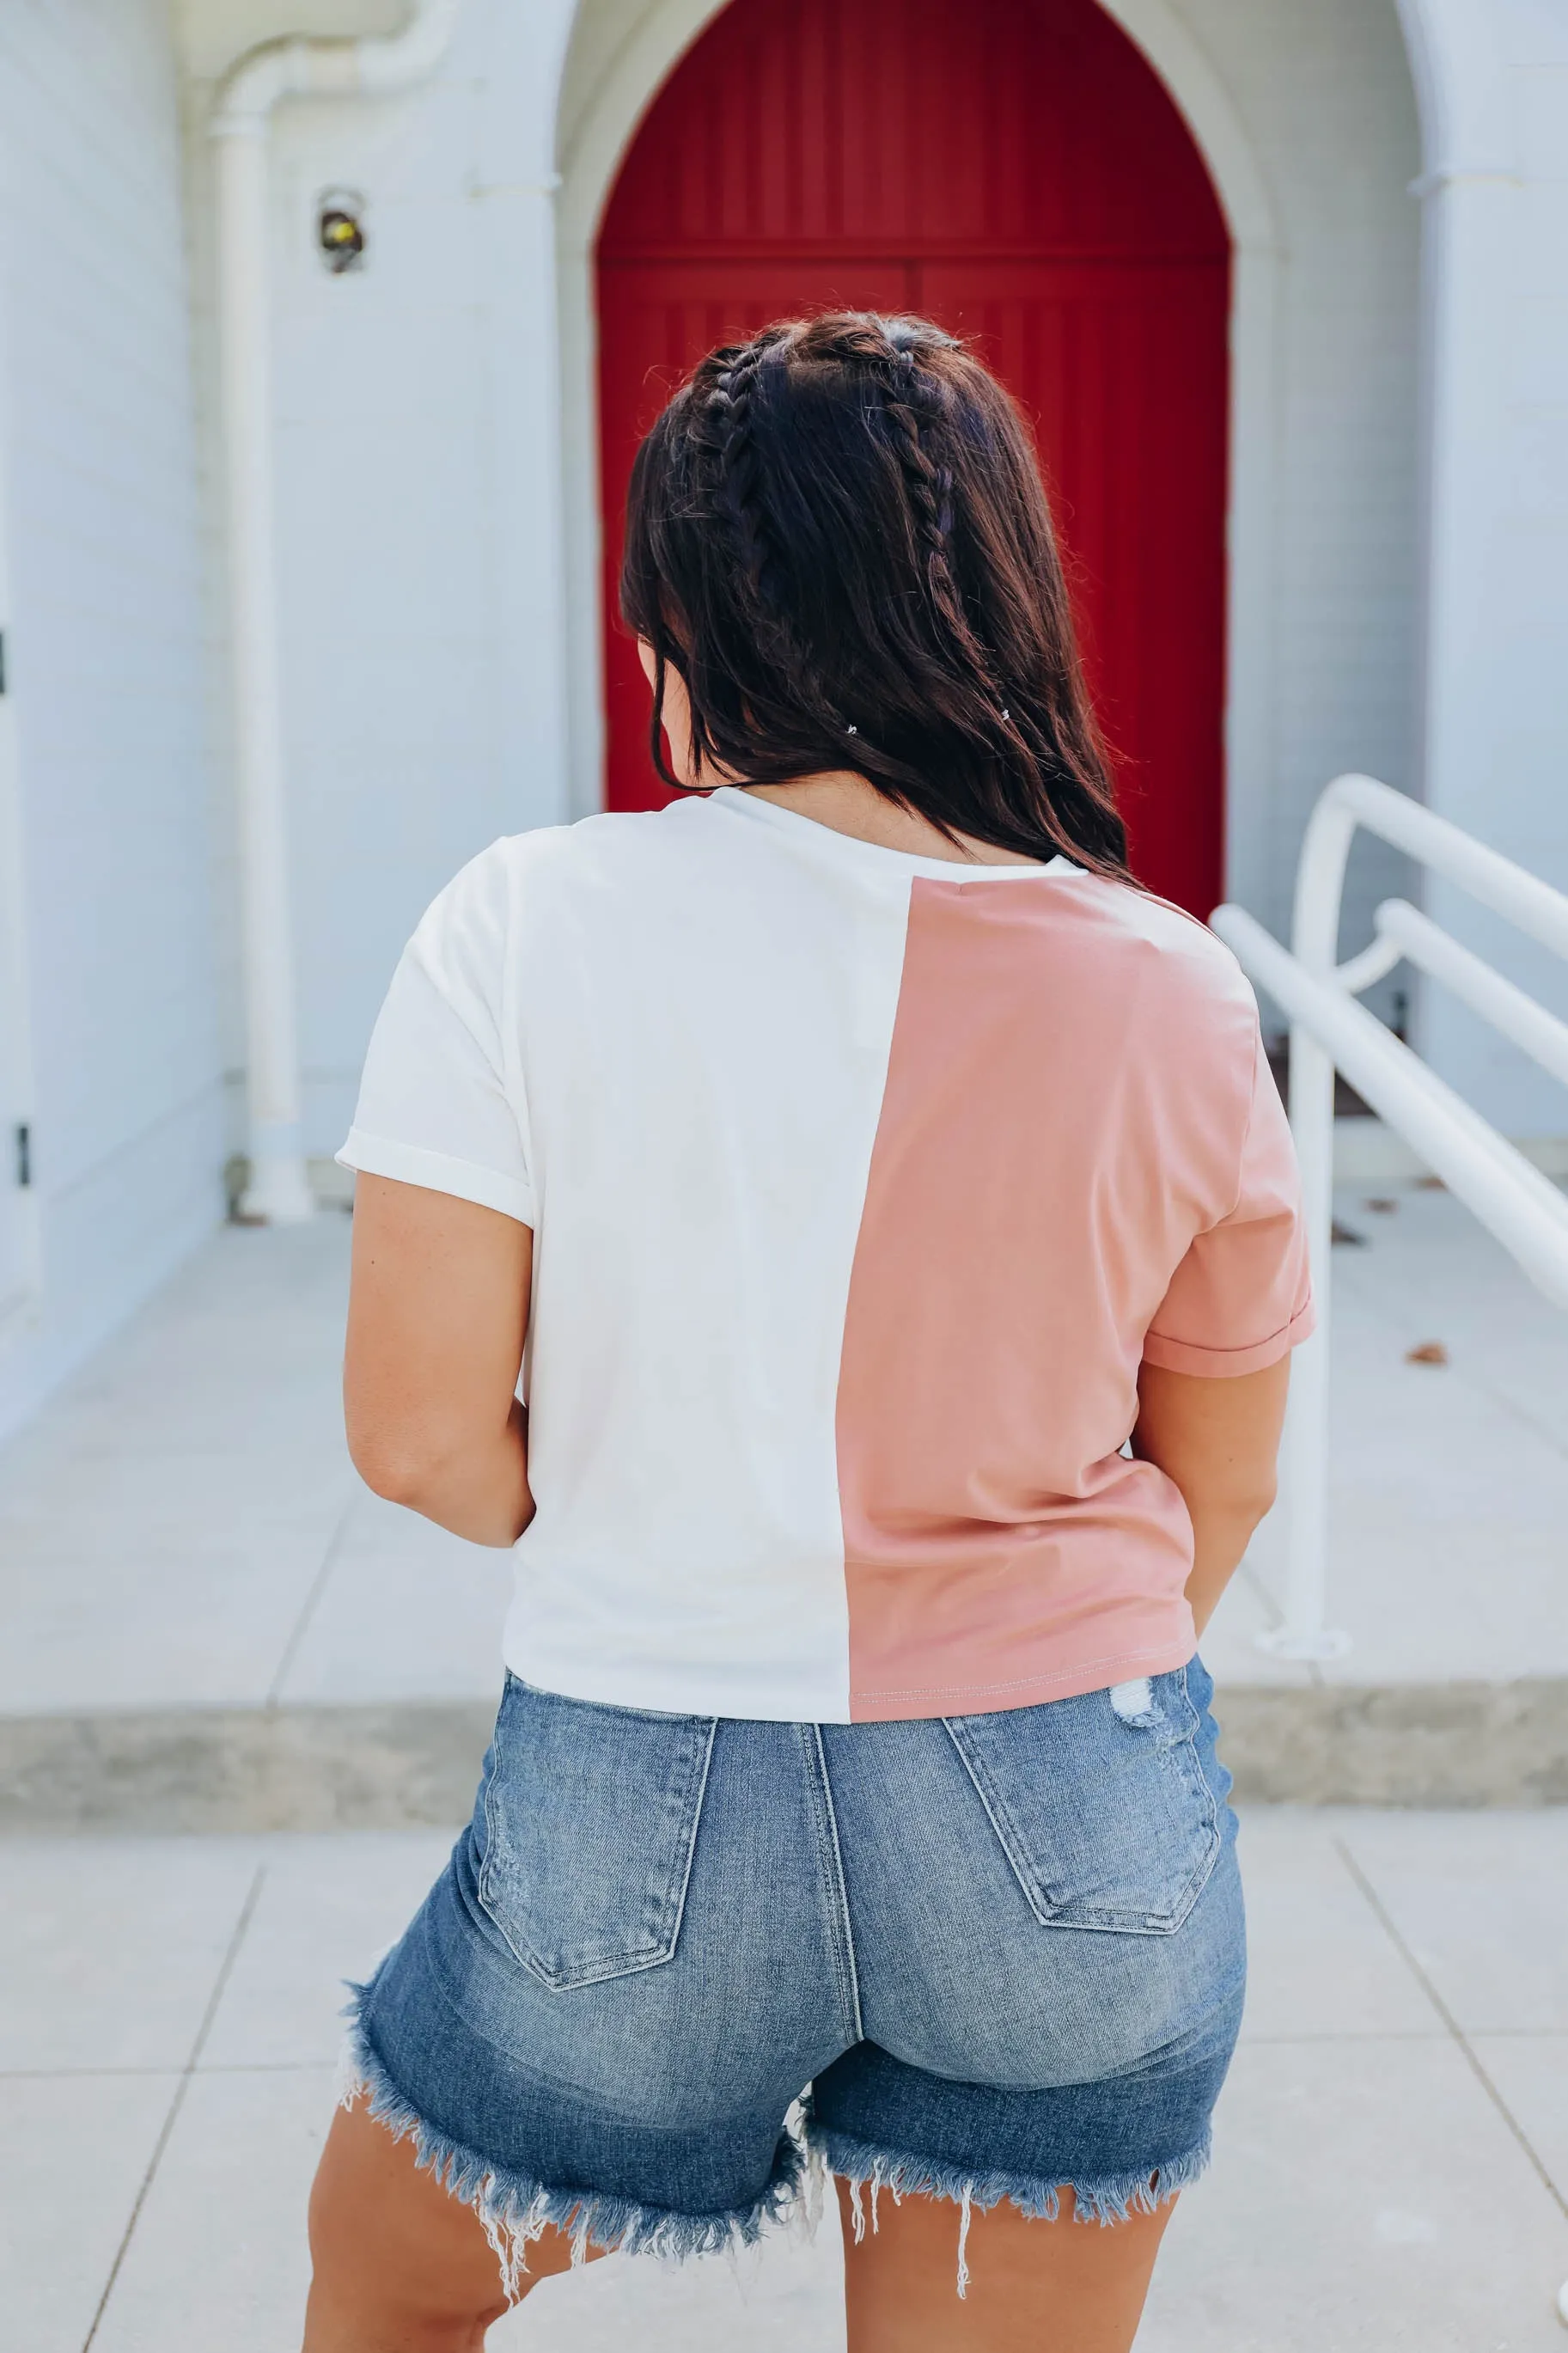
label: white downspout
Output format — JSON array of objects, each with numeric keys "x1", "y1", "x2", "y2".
[{"x1": 210, "y1": 1, "x2": 461, "y2": 1223}]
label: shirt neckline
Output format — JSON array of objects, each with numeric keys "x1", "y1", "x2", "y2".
[{"x1": 708, "y1": 785, "x2": 1082, "y2": 884}]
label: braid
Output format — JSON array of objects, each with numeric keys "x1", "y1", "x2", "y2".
[
  {"x1": 882, "y1": 348, "x2": 949, "y2": 566},
  {"x1": 876, "y1": 338, "x2": 996, "y2": 685},
  {"x1": 702, "y1": 335, "x2": 797, "y2": 634}
]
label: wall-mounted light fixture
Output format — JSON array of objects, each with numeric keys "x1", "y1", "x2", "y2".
[{"x1": 317, "y1": 187, "x2": 367, "y2": 272}]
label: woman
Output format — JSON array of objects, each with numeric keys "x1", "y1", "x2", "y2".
[{"x1": 306, "y1": 313, "x2": 1310, "y2": 2353}]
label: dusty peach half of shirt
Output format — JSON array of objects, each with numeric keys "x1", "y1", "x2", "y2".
[{"x1": 835, "y1": 876, "x2": 1313, "y2": 1722}]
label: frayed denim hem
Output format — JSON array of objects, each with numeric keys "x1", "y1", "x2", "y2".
[
  {"x1": 337, "y1": 1977, "x2": 808, "y2": 2303},
  {"x1": 808, "y1": 2118, "x2": 1211, "y2": 2297}
]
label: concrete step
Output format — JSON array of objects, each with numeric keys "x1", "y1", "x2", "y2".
[{"x1": 3, "y1": 1681, "x2": 1566, "y2": 1833}]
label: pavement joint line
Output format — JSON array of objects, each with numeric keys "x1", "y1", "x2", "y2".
[
  {"x1": 1332, "y1": 1835, "x2": 1568, "y2": 2227},
  {"x1": 1466, "y1": 1375, "x2": 1568, "y2": 1470},
  {"x1": 79, "y1": 1861, "x2": 269, "y2": 2353},
  {"x1": 1238, "y1": 2029, "x2": 1451, "y2": 2044},
  {"x1": 264, "y1": 1489, "x2": 362, "y2": 1709},
  {"x1": 0, "y1": 2057, "x2": 338, "y2": 2081}
]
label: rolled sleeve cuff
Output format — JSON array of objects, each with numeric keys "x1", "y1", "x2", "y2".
[
  {"x1": 336, "y1": 1128, "x2": 536, "y2": 1226},
  {"x1": 1142, "y1": 1295, "x2": 1315, "y2": 1378}
]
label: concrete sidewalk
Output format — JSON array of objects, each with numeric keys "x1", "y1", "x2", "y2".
[{"x1": 4, "y1": 1809, "x2": 1566, "y2": 2352}]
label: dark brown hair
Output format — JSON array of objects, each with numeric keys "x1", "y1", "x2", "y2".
[{"x1": 619, "y1": 311, "x2": 1129, "y2": 877}]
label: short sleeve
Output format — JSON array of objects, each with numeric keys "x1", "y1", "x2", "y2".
[
  {"x1": 1142, "y1": 1026, "x2": 1315, "y2": 1377},
  {"x1": 337, "y1": 845, "x2": 535, "y2": 1225}
]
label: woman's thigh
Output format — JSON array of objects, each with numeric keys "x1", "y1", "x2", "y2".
[
  {"x1": 836, "y1": 2175, "x2": 1176, "y2": 2353},
  {"x1": 305, "y1": 2099, "x2": 1166, "y2": 2353},
  {"x1": 303, "y1": 2095, "x2": 597, "y2": 2351}
]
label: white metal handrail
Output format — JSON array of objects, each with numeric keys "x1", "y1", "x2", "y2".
[{"x1": 1211, "y1": 774, "x2": 1568, "y2": 1660}]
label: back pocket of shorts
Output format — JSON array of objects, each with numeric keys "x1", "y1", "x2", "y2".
[
  {"x1": 943, "y1": 1668, "x2": 1220, "y2": 1935},
  {"x1": 478, "y1": 1677, "x2": 717, "y2": 1989}
]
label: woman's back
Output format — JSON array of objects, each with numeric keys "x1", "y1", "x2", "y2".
[{"x1": 343, "y1": 777, "x2": 1308, "y2": 1722}]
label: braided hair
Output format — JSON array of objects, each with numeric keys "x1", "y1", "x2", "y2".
[{"x1": 621, "y1": 311, "x2": 1130, "y2": 877}]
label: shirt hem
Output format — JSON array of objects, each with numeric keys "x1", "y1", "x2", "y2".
[
  {"x1": 336, "y1": 1128, "x2": 536, "y2": 1226},
  {"x1": 846, "y1": 1629, "x2": 1200, "y2": 1722},
  {"x1": 1141, "y1": 1295, "x2": 1315, "y2": 1378},
  {"x1": 500, "y1": 1626, "x2": 1202, "y2": 1726}
]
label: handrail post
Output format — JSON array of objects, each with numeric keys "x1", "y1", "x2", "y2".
[{"x1": 1263, "y1": 1024, "x2": 1350, "y2": 1657}]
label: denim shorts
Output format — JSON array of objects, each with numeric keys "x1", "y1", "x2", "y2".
[{"x1": 343, "y1": 1656, "x2": 1244, "y2": 2295}]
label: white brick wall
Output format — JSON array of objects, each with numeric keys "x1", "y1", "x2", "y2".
[{"x1": 0, "y1": 0, "x2": 223, "y2": 1438}]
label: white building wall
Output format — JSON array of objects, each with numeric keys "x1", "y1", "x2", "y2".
[
  {"x1": 272, "y1": 82, "x2": 520, "y2": 1158},
  {"x1": 0, "y1": 0, "x2": 223, "y2": 1439},
  {"x1": 1406, "y1": 0, "x2": 1568, "y2": 1137},
  {"x1": 180, "y1": 0, "x2": 574, "y2": 1162}
]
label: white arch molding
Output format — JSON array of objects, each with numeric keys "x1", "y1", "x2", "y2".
[{"x1": 551, "y1": 0, "x2": 1284, "y2": 904}]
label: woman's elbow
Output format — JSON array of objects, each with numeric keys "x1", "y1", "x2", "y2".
[
  {"x1": 1226, "y1": 1467, "x2": 1279, "y2": 1531},
  {"x1": 347, "y1": 1424, "x2": 454, "y2": 1510},
  {"x1": 1181, "y1": 1463, "x2": 1278, "y2": 1537}
]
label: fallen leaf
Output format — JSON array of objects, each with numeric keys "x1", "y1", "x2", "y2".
[
  {"x1": 1331, "y1": 1219, "x2": 1366, "y2": 1247},
  {"x1": 1405, "y1": 1340, "x2": 1449, "y2": 1366},
  {"x1": 1414, "y1": 1174, "x2": 1445, "y2": 1191},
  {"x1": 1364, "y1": 1197, "x2": 1398, "y2": 1214}
]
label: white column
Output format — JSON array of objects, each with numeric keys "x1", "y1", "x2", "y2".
[
  {"x1": 1410, "y1": 167, "x2": 1532, "y2": 1122},
  {"x1": 1393, "y1": 0, "x2": 1568, "y2": 1136},
  {"x1": 213, "y1": 124, "x2": 314, "y2": 1225}
]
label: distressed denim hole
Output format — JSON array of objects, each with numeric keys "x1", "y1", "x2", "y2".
[{"x1": 1108, "y1": 1677, "x2": 1156, "y2": 1726}]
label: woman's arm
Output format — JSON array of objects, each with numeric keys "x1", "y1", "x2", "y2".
[
  {"x1": 343, "y1": 1173, "x2": 534, "y2": 1547},
  {"x1": 1131, "y1": 1358, "x2": 1290, "y2": 1635}
]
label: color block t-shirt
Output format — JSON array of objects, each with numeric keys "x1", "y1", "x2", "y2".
[{"x1": 339, "y1": 787, "x2": 1313, "y2": 1723}]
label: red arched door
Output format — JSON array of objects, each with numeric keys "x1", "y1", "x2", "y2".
[{"x1": 597, "y1": 0, "x2": 1229, "y2": 914}]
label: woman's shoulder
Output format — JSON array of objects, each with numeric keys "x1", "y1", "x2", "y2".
[
  {"x1": 1053, "y1": 869, "x2": 1255, "y2": 1012},
  {"x1": 458, "y1": 800, "x2": 723, "y2": 895},
  {"x1": 418, "y1": 803, "x2": 714, "y2": 929}
]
